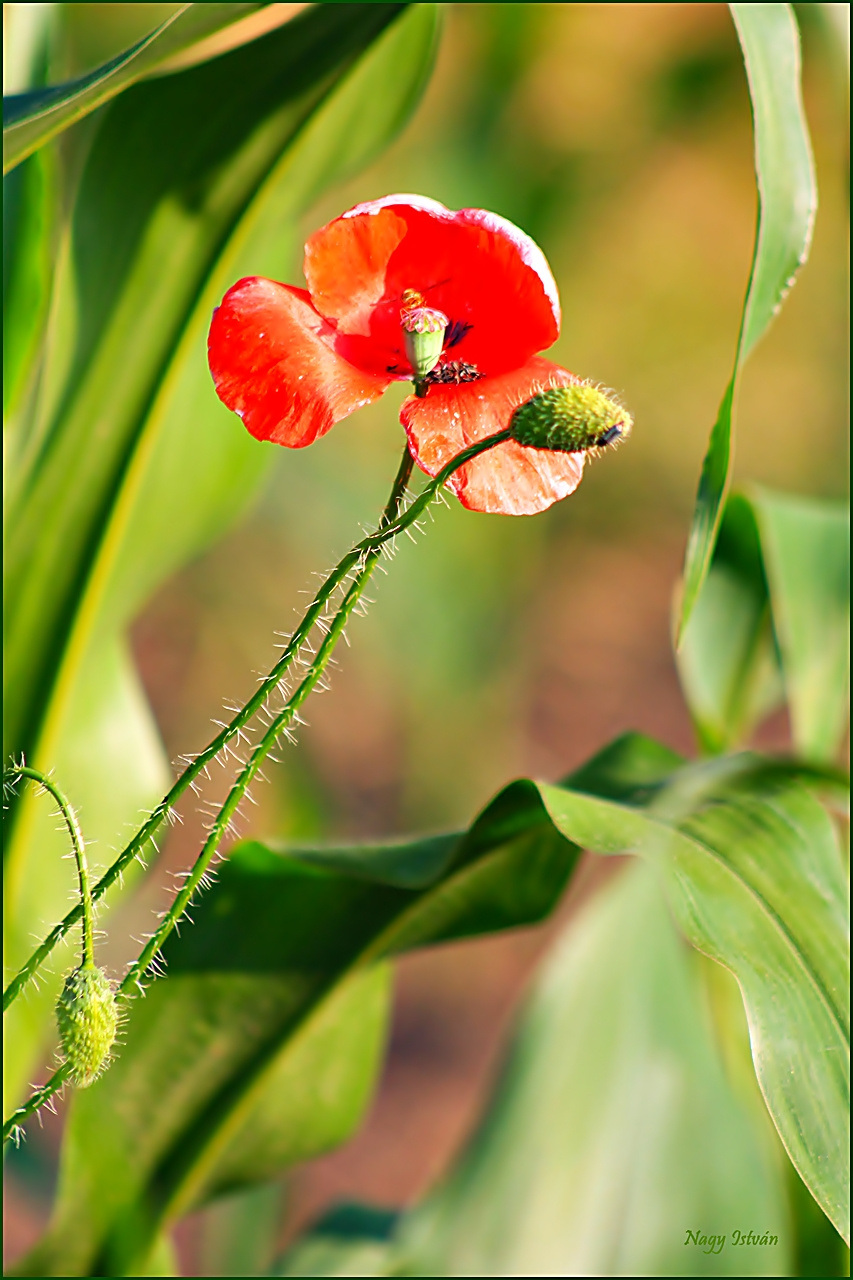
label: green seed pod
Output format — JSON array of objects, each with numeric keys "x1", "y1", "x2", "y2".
[
  {"x1": 400, "y1": 290, "x2": 449, "y2": 383},
  {"x1": 56, "y1": 964, "x2": 119, "y2": 1087},
  {"x1": 510, "y1": 383, "x2": 632, "y2": 453},
  {"x1": 405, "y1": 324, "x2": 446, "y2": 382}
]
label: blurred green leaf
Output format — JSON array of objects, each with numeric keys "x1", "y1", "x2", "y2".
[
  {"x1": 535, "y1": 750, "x2": 849, "y2": 1244},
  {"x1": 197, "y1": 1182, "x2": 283, "y2": 1278},
  {"x1": 751, "y1": 489, "x2": 850, "y2": 763},
  {"x1": 275, "y1": 1237, "x2": 396, "y2": 1278},
  {"x1": 398, "y1": 861, "x2": 789, "y2": 1276},
  {"x1": 678, "y1": 4, "x2": 816, "y2": 639},
  {"x1": 678, "y1": 488, "x2": 849, "y2": 762},
  {"x1": 677, "y1": 492, "x2": 784, "y2": 754},
  {"x1": 2, "y1": 148, "x2": 58, "y2": 420},
  {"x1": 2, "y1": 3, "x2": 267, "y2": 174},
  {"x1": 270, "y1": 733, "x2": 849, "y2": 1270},
  {"x1": 274, "y1": 1204, "x2": 401, "y2": 1276},
  {"x1": 3, "y1": 1, "x2": 438, "y2": 1106},
  {"x1": 16, "y1": 797, "x2": 579, "y2": 1275}
]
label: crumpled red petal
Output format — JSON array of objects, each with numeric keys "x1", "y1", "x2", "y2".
[
  {"x1": 208, "y1": 277, "x2": 391, "y2": 447},
  {"x1": 400, "y1": 358, "x2": 585, "y2": 516},
  {"x1": 304, "y1": 195, "x2": 560, "y2": 381}
]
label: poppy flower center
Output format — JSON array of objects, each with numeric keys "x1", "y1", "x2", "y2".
[{"x1": 400, "y1": 289, "x2": 449, "y2": 385}]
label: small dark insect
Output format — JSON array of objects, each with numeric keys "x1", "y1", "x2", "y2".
[{"x1": 596, "y1": 424, "x2": 623, "y2": 446}]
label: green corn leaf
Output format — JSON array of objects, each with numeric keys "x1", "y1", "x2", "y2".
[
  {"x1": 678, "y1": 489, "x2": 849, "y2": 762},
  {"x1": 3, "y1": 2, "x2": 438, "y2": 1108},
  {"x1": 751, "y1": 489, "x2": 850, "y2": 764},
  {"x1": 3, "y1": 147, "x2": 59, "y2": 420},
  {"x1": 678, "y1": 4, "x2": 817, "y2": 641},
  {"x1": 677, "y1": 492, "x2": 784, "y2": 754},
  {"x1": 2, "y1": 3, "x2": 269, "y2": 174},
  {"x1": 534, "y1": 744, "x2": 849, "y2": 1244},
  {"x1": 397, "y1": 862, "x2": 789, "y2": 1277},
  {"x1": 276, "y1": 736, "x2": 849, "y2": 1276},
  {"x1": 15, "y1": 799, "x2": 579, "y2": 1275}
]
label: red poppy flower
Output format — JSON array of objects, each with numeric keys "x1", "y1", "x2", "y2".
[{"x1": 208, "y1": 194, "x2": 589, "y2": 515}]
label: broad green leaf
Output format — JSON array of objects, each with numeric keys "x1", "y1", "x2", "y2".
[
  {"x1": 3, "y1": 2, "x2": 438, "y2": 1107},
  {"x1": 751, "y1": 489, "x2": 849, "y2": 763},
  {"x1": 678, "y1": 4, "x2": 816, "y2": 639},
  {"x1": 16, "y1": 800, "x2": 579, "y2": 1275},
  {"x1": 269, "y1": 734, "x2": 848, "y2": 1263},
  {"x1": 677, "y1": 492, "x2": 784, "y2": 754},
  {"x1": 534, "y1": 751, "x2": 849, "y2": 1243},
  {"x1": 2, "y1": 4, "x2": 267, "y2": 174},
  {"x1": 398, "y1": 862, "x2": 788, "y2": 1277}
]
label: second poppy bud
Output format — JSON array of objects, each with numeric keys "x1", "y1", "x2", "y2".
[{"x1": 510, "y1": 383, "x2": 632, "y2": 454}]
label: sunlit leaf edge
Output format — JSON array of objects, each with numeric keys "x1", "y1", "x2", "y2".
[
  {"x1": 677, "y1": 3, "x2": 817, "y2": 640},
  {"x1": 2, "y1": 4, "x2": 268, "y2": 173}
]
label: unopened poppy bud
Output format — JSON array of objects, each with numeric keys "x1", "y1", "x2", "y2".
[
  {"x1": 56, "y1": 964, "x2": 119, "y2": 1087},
  {"x1": 400, "y1": 289, "x2": 448, "y2": 382},
  {"x1": 510, "y1": 383, "x2": 632, "y2": 453}
]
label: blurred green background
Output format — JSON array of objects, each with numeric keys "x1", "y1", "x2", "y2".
[{"x1": 3, "y1": 3, "x2": 849, "y2": 1271}]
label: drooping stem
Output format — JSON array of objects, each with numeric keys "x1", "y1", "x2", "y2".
[
  {"x1": 122, "y1": 431, "x2": 506, "y2": 993},
  {"x1": 122, "y1": 444, "x2": 415, "y2": 994},
  {"x1": 3, "y1": 430, "x2": 507, "y2": 1014},
  {"x1": 2, "y1": 446, "x2": 413, "y2": 1013},
  {"x1": 122, "y1": 564, "x2": 376, "y2": 993},
  {"x1": 2, "y1": 427, "x2": 510, "y2": 1140},
  {"x1": 3, "y1": 765, "x2": 94, "y2": 968}
]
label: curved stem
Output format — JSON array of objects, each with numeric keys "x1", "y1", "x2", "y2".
[
  {"x1": 124, "y1": 431, "x2": 507, "y2": 989},
  {"x1": 3, "y1": 765, "x2": 93, "y2": 968},
  {"x1": 123, "y1": 565, "x2": 374, "y2": 993},
  {"x1": 2, "y1": 427, "x2": 509, "y2": 1141},
  {"x1": 3, "y1": 445, "x2": 413, "y2": 1013},
  {"x1": 3, "y1": 430, "x2": 507, "y2": 1015},
  {"x1": 122, "y1": 444, "x2": 416, "y2": 993}
]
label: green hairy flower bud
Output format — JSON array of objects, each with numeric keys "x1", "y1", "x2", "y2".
[
  {"x1": 56, "y1": 964, "x2": 119, "y2": 1087},
  {"x1": 510, "y1": 383, "x2": 632, "y2": 453}
]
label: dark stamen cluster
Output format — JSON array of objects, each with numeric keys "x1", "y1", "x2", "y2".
[{"x1": 424, "y1": 361, "x2": 482, "y2": 385}]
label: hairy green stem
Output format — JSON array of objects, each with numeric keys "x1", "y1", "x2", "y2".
[
  {"x1": 3, "y1": 429, "x2": 507, "y2": 1019},
  {"x1": 3, "y1": 427, "x2": 510, "y2": 1140},
  {"x1": 123, "y1": 565, "x2": 376, "y2": 992},
  {"x1": 122, "y1": 430, "x2": 511, "y2": 992},
  {"x1": 122, "y1": 443, "x2": 417, "y2": 992},
  {"x1": 3, "y1": 1063, "x2": 71, "y2": 1143},
  {"x1": 3, "y1": 765, "x2": 93, "y2": 967},
  {"x1": 2, "y1": 448, "x2": 413, "y2": 1013}
]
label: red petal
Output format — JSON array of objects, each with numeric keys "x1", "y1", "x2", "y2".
[
  {"x1": 304, "y1": 195, "x2": 560, "y2": 380},
  {"x1": 400, "y1": 358, "x2": 585, "y2": 516},
  {"x1": 208, "y1": 277, "x2": 391, "y2": 447}
]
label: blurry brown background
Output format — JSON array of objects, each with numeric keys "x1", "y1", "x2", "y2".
[{"x1": 4, "y1": 3, "x2": 848, "y2": 1273}]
